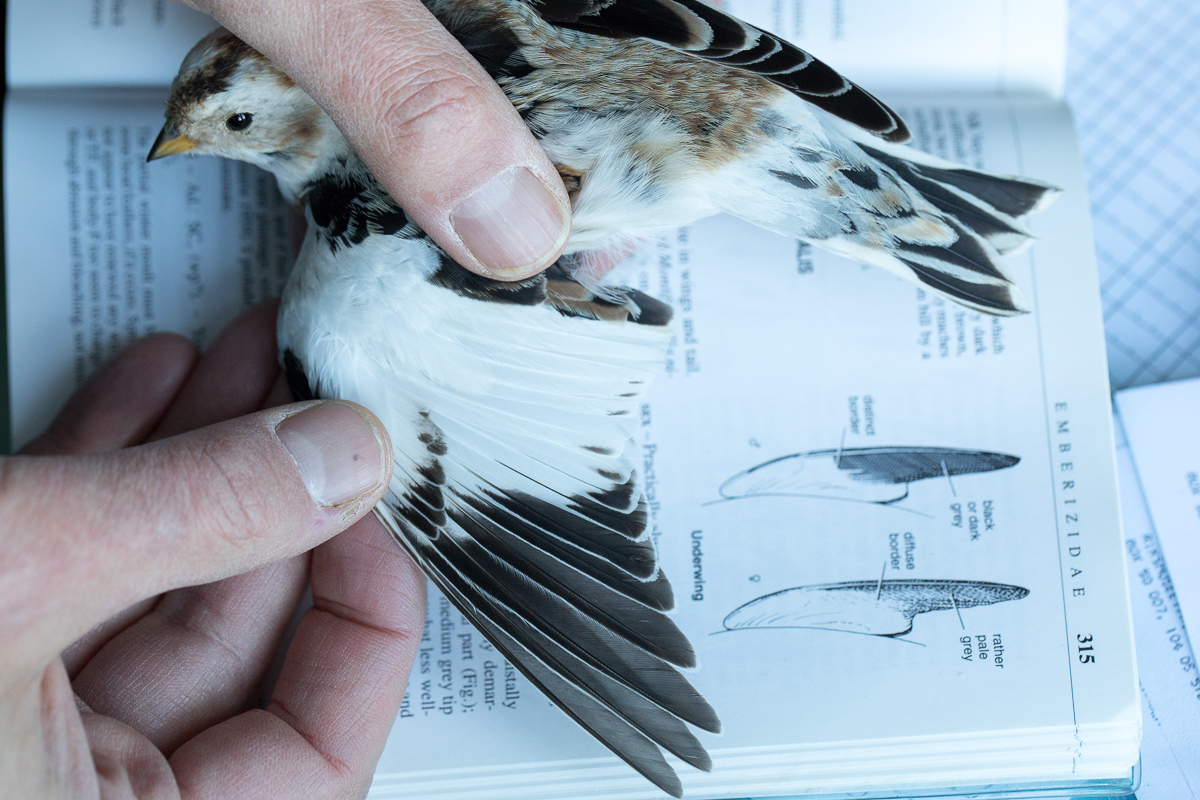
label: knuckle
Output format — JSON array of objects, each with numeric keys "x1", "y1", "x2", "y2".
[
  {"x1": 371, "y1": 59, "x2": 490, "y2": 143},
  {"x1": 175, "y1": 437, "x2": 277, "y2": 551}
]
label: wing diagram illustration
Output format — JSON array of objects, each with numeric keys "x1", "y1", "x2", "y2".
[
  {"x1": 722, "y1": 579, "x2": 1029, "y2": 637},
  {"x1": 719, "y1": 446, "x2": 1020, "y2": 504}
]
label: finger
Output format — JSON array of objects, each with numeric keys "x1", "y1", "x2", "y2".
[
  {"x1": 78, "y1": 710, "x2": 177, "y2": 800},
  {"x1": 0, "y1": 401, "x2": 392, "y2": 666},
  {"x1": 188, "y1": 0, "x2": 571, "y2": 280},
  {"x1": 71, "y1": 302, "x2": 301, "y2": 745},
  {"x1": 62, "y1": 598, "x2": 158, "y2": 678},
  {"x1": 150, "y1": 300, "x2": 281, "y2": 441},
  {"x1": 262, "y1": 372, "x2": 294, "y2": 409},
  {"x1": 64, "y1": 302, "x2": 282, "y2": 678},
  {"x1": 21, "y1": 334, "x2": 197, "y2": 456},
  {"x1": 73, "y1": 556, "x2": 308, "y2": 754},
  {"x1": 168, "y1": 516, "x2": 425, "y2": 798},
  {"x1": 18, "y1": 661, "x2": 98, "y2": 798}
]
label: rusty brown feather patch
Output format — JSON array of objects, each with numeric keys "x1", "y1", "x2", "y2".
[{"x1": 168, "y1": 32, "x2": 262, "y2": 118}]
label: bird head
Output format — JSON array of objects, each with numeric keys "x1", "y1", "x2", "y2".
[{"x1": 149, "y1": 28, "x2": 341, "y2": 200}]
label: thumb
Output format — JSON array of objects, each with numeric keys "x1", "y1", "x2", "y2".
[
  {"x1": 190, "y1": 0, "x2": 572, "y2": 280},
  {"x1": 0, "y1": 401, "x2": 392, "y2": 665}
]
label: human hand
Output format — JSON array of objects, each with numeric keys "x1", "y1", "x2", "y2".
[
  {"x1": 1, "y1": 303, "x2": 426, "y2": 798},
  {"x1": 181, "y1": 0, "x2": 573, "y2": 281}
]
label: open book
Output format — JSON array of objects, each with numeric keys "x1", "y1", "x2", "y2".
[{"x1": 4, "y1": 1, "x2": 1140, "y2": 798}]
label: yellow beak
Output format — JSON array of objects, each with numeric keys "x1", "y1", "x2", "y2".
[{"x1": 146, "y1": 126, "x2": 196, "y2": 161}]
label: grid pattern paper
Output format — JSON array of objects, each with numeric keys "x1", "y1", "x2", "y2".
[{"x1": 1066, "y1": 0, "x2": 1200, "y2": 389}]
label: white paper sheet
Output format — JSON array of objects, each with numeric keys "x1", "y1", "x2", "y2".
[
  {"x1": 1115, "y1": 378, "x2": 1200, "y2": 658},
  {"x1": 2, "y1": 90, "x2": 292, "y2": 447},
  {"x1": 367, "y1": 94, "x2": 1138, "y2": 800},
  {"x1": 1115, "y1": 421, "x2": 1200, "y2": 800}
]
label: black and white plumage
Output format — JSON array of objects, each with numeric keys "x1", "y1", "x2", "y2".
[
  {"x1": 278, "y1": 166, "x2": 716, "y2": 794},
  {"x1": 434, "y1": 0, "x2": 1057, "y2": 315},
  {"x1": 150, "y1": 2, "x2": 1057, "y2": 793}
]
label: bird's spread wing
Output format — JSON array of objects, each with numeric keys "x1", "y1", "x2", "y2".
[
  {"x1": 308, "y1": 264, "x2": 719, "y2": 797},
  {"x1": 530, "y1": 0, "x2": 910, "y2": 142}
]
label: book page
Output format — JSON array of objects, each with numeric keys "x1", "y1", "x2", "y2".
[
  {"x1": 7, "y1": 0, "x2": 1066, "y2": 96},
  {"x1": 367, "y1": 95, "x2": 1138, "y2": 799},
  {"x1": 723, "y1": 0, "x2": 1068, "y2": 97},
  {"x1": 2, "y1": 90, "x2": 1132, "y2": 800},
  {"x1": 2, "y1": 90, "x2": 292, "y2": 449},
  {"x1": 6, "y1": 0, "x2": 217, "y2": 88},
  {"x1": 1116, "y1": 378, "x2": 1200, "y2": 642}
]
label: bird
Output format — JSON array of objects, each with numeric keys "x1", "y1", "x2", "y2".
[{"x1": 148, "y1": 2, "x2": 1058, "y2": 794}]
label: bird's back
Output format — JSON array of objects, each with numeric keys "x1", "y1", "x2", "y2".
[{"x1": 426, "y1": 0, "x2": 1056, "y2": 315}]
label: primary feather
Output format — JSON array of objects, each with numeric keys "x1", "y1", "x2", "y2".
[{"x1": 275, "y1": 170, "x2": 716, "y2": 794}]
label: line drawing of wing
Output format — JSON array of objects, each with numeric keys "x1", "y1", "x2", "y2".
[
  {"x1": 719, "y1": 446, "x2": 1020, "y2": 504},
  {"x1": 722, "y1": 579, "x2": 1029, "y2": 637}
]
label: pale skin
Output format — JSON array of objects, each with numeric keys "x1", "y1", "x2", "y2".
[
  {"x1": 4, "y1": 2, "x2": 608, "y2": 795},
  {"x1": 1, "y1": 302, "x2": 427, "y2": 798}
]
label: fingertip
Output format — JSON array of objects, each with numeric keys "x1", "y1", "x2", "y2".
[
  {"x1": 23, "y1": 333, "x2": 198, "y2": 455},
  {"x1": 448, "y1": 166, "x2": 571, "y2": 280},
  {"x1": 272, "y1": 401, "x2": 393, "y2": 512},
  {"x1": 149, "y1": 301, "x2": 282, "y2": 440}
]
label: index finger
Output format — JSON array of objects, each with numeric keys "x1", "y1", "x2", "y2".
[
  {"x1": 188, "y1": 0, "x2": 571, "y2": 280},
  {"x1": 168, "y1": 515, "x2": 426, "y2": 798}
]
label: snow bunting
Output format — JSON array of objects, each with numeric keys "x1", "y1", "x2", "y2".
[{"x1": 150, "y1": 2, "x2": 1056, "y2": 793}]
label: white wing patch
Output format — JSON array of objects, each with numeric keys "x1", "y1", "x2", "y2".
[{"x1": 278, "y1": 231, "x2": 719, "y2": 796}]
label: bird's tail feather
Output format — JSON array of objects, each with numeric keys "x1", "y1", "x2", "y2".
[
  {"x1": 741, "y1": 115, "x2": 1059, "y2": 316},
  {"x1": 846, "y1": 145, "x2": 1058, "y2": 316},
  {"x1": 860, "y1": 145, "x2": 1057, "y2": 254}
]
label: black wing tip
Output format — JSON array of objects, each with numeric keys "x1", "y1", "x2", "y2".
[
  {"x1": 881, "y1": 116, "x2": 912, "y2": 143},
  {"x1": 836, "y1": 86, "x2": 911, "y2": 143},
  {"x1": 659, "y1": 772, "x2": 685, "y2": 798},
  {"x1": 699, "y1": 711, "x2": 722, "y2": 736},
  {"x1": 627, "y1": 289, "x2": 675, "y2": 326}
]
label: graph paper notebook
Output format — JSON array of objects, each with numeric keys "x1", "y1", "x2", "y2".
[
  {"x1": 1067, "y1": 0, "x2": 1200, "y2": 391},
  {"x1": 3, "y1": 1, "x2": 1139, "y2": 798}
]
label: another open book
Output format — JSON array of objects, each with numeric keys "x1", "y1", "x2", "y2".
[{"x1": 4, "y1": 1, "x2": 1140, "y2": 798}]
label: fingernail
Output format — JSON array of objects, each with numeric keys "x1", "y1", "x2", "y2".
[
  {"x1": 450, "y1": 167, "x2": 570, "y2": 278},
  {"x1": 275, "y1": 402, "x2": 386, "y2": 507}
]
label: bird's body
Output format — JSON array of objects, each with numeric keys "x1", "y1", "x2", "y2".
[
  {"x1": 432, "y1": 0, "x2": 1055, "y2": 313},
  {"x1": 151, "y1": 3, "x2": 1057, "y2": 794}
]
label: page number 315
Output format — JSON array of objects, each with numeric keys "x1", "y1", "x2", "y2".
[{"x1": 1077, "y1": 633, "x2": 1096, "y2": 664}]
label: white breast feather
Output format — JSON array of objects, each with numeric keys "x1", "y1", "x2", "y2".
[{"x1": 278, "y1": 226, "x2": 672, "y2": 521}]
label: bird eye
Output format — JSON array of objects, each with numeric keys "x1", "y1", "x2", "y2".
[{"x1": 226, "y1": 113, "x2": 253, "y2": 132}]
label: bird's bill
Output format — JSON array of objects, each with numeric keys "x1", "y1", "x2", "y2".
[{"x1": 146, "y1": 126, "x2": 196, "y2": 161}]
